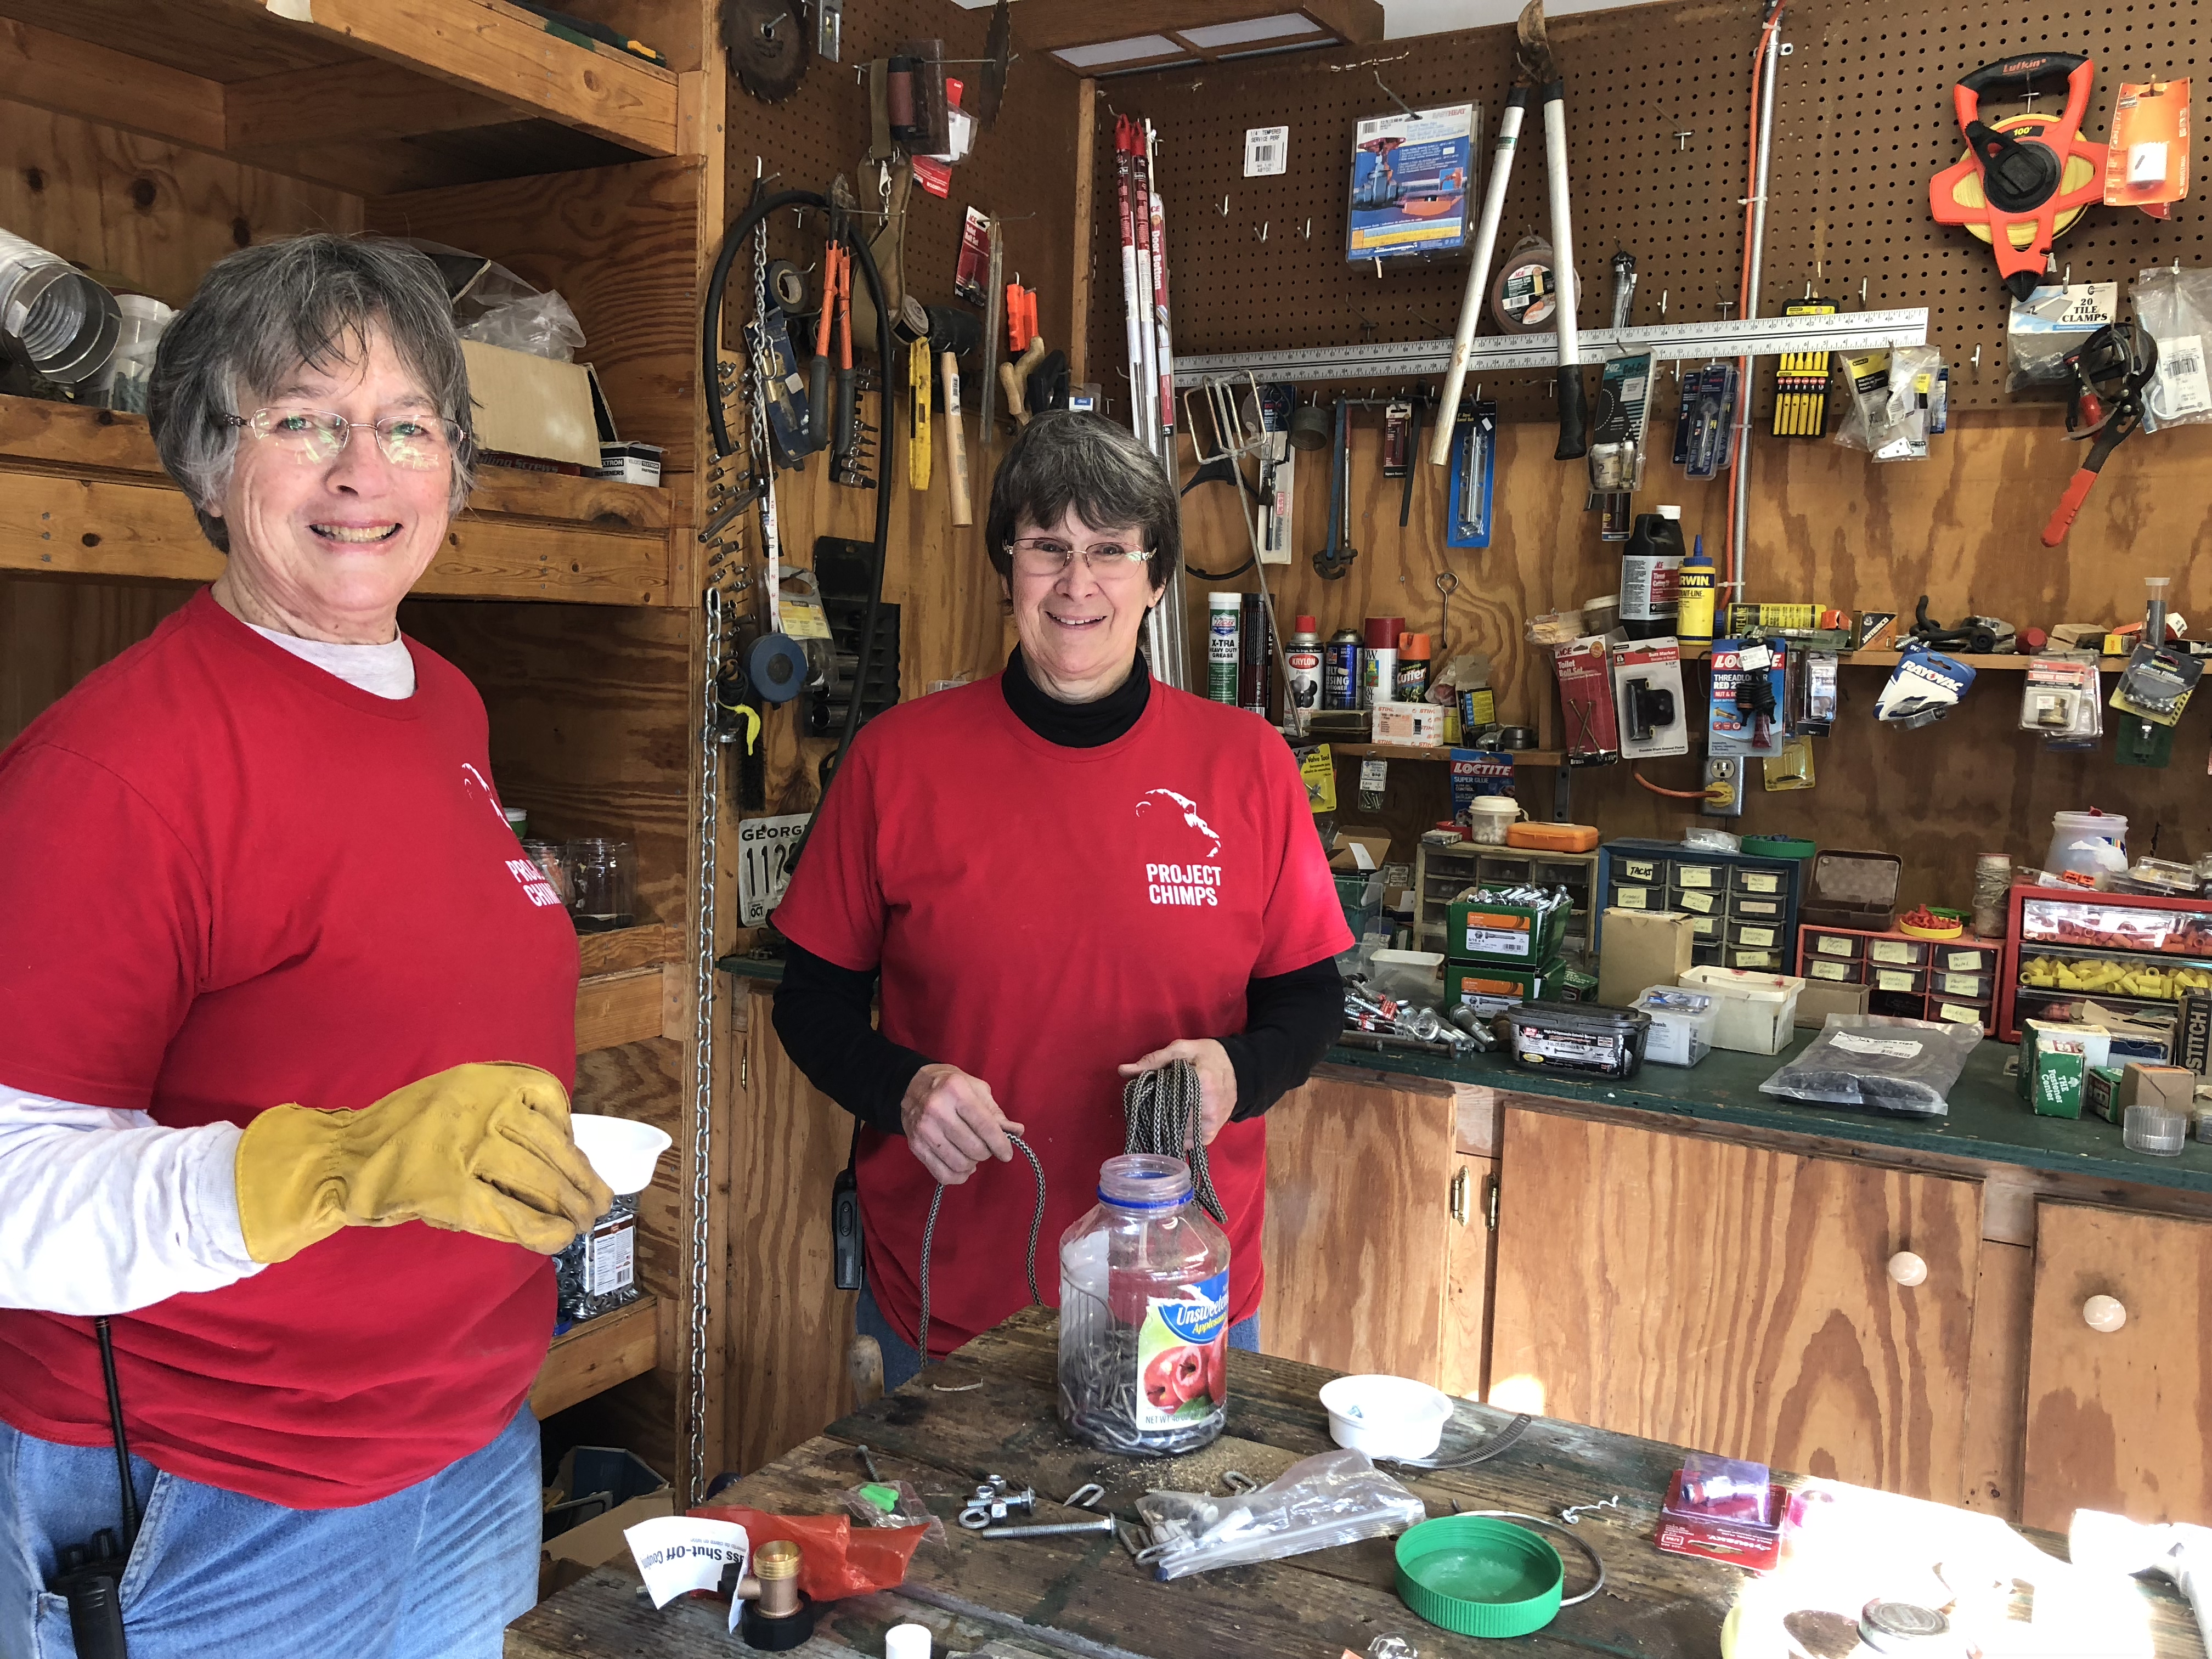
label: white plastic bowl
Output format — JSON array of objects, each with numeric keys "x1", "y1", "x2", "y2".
[
  {"x1": 1318, "y1": 1374, "x2": 1454, "y2": 1460},
  {"x1": 569, "y1": 1113, "x2": 672, "y2": 1195}
]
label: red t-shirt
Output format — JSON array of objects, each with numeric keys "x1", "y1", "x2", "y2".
[
  {"x1": 0, "y1": 590, "x2": 578, "y2": 1509},
  {"x1": 774, "y1": 673, "x2": 1349, "y2": 1358}
]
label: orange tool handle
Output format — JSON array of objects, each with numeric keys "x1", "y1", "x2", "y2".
[
  {"x1": 836, "y1": 246, "x2": 854, "y2": 372},
  {"x1": 812, "y1": 247, "x2": 838, "y2": 358},
  {"x1": 2041, "y1": 466, "x2": 2098, "y2": 546}
]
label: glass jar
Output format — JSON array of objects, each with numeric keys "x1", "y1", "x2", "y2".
[
  {"x1": 554, "y1": 1191, "x2": 641, "y2": 1325},
  {"x1": 565, "y1": 838, "x2": 635, "y2": 932},
  {"x1": 1058, "y1": 1154, "x2": 1231, "y2": 1456},
  {"x1": 520, "y1": 839, "x2": 571, "y2": 906}
]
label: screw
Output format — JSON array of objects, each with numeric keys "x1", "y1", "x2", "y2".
[{"x1": 979, "y1": 1518, "x2": 1116, "y2": 1539}]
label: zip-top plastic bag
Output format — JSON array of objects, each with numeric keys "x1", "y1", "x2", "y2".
[
  {"x1": 1759, "y1": 1014, "x2": 1980, "y2": 1118},
  {"x1": 1133, "y1": 1451, "x2": 1426, "y2": 1581}
]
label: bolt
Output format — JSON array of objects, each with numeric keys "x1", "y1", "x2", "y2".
[{"x1": 979, "y1": 1518, "x2": 1116, "y2": 1539}]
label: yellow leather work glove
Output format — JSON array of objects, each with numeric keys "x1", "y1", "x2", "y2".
[{"x1": 233, "y1": 1062, "x2": 614, "y2": 1265}]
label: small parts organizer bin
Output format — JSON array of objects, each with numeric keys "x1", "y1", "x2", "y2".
[
  {"x1": 1796, "y1": 925, "x2": 2001, "y2": 1037},
  {"x1": 1596, "y1": 839, "x2": 1807, "y2": 973}
]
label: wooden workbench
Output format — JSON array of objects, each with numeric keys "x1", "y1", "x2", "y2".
[{"x1": 509, "y1": 1308, "x2": 2204, "y2": 1659}]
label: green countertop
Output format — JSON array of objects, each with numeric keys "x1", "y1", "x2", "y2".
[{"x1": 720, "y1": 953, "x2": 2212, "y2": 1197}]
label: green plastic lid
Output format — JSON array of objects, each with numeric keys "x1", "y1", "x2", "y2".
[
  {"x1": 1395, "y1": 1516, "x2": 1564, "y2": 1638},
  {"x1": 1740, "y1": 834, "x2": 1817, "y2": 860}
]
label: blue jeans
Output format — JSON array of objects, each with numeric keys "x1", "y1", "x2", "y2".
[
  {"x1": 0, "y1": 1403, "x2": 540, "y2": 1659},
  {"x1": 857, "y1": 1283, "x2": 1260, "y2": 1393}
]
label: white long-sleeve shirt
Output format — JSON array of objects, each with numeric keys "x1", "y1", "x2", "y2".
[{"x1": 0, "y1": 625, "x2": 415, "y2": 1314}]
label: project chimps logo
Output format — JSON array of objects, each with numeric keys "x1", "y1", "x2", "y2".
[{"x1": 1135, "y1": 788, "x2": 1224, "y2": 907}]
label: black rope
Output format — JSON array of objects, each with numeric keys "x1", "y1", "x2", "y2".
[
  {"x1": 916, "y1": 1135, "x2": 1045, "y2": 1365},
  {"x1": 1122, "y1": 1061, "x2": 1226, "y2": 1226}
]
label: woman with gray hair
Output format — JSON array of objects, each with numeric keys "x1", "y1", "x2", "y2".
[
  {"x1": 773, "y1": 411, "x2": 1348, "y2": 1391},
  {"x1": 0, "y1": 233, "x2": 609, "y2": 1657}
]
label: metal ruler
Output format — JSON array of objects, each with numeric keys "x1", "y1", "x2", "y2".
[{"x1": 1172, "y1": 308, "x2": 1929, "y2": 387}]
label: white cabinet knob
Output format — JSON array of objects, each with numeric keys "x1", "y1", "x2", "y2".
[
  {"x1": 1887, "y1": 1251, "x2": 1927, "y2": 1288},
  {"x1": 2084, "y1": 1295, "x2": 2128, "y2": 1333}
]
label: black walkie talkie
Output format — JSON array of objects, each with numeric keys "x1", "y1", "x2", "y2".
[
  {"x1": 47, "y1": 1317, "x2": 136, "y2": 1658},
  {"x1": 832, "y1": 1124, "x2": 864, "y2": 1292}
]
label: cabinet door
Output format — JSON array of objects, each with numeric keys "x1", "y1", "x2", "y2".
[
  {"x1": 1440, "y1": 1154, "x2": 1497, "y2": 1398},
  {"x1": 1261, "y1": 1073, "x2": 1460, "y2": 1381},
  {"x1": 2021, "y1": 1203, "x2": 2212, "y2": 1531},
  {"x1": 1489, "y1": 1108, "x2": 1979, "y2": 1501}
]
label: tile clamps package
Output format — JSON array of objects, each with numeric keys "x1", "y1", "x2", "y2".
[
  {"x1": 1758, "y1": 1013, "x2": 1981, "y2": 1118},
  {"x1": 2019, "y1": 651, "x2": 2105, "y2": 747}
]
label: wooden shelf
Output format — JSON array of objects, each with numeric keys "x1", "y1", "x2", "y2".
[
  {"x1": 1681, "y1": 644, "x2": 2116, "y2": 672},
  {"x1": 0, "y1": 0, "x2": 679, "y2": 194},
  {"x1": 0, "y1": 396, "x2": 678, "y2": 605},
  {"x1": 533, "y1": 1293, "x2": 659, "y2": 1418},
  {"x1": 576, "y1": 923, "x2": 683, "y2": 1053},
  {"x1": 1333, "y1": 742, "x2": 1566, "y2": 766}
]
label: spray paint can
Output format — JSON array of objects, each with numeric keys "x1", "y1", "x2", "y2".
[
  {"x1": 1395, "y1": 631, "x2": 1432, "y2": 703},
  {"x1": 1361, "y1": 616, "x2": 1403, "y2": 708},
  {"x1": 1323, "y1": 629, "x2": 1361, "y2": 709},
  {"x1": 1206, "y1": 592, "x2": 1240, "y2": 703},
  {"x1": 1238, "y1": 592, "x2": 1270, "y2": 716},
  {"x1": 1285, "y1": 615, "x2": 1323, "y2": 715}
]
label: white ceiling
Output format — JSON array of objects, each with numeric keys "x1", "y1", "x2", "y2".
[{"x1": 949, "y1": 0, "x2": 1637, "y2": 36}]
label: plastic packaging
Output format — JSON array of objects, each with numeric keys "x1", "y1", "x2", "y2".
[
  {"x1": 1133, "y1": 1449, "x2": 1425, "y2": 1581},
  {"x1": 2019, "y1": 652, "x2": 2104, "y2": 748},
  {"x1": 1500, "y1": 1002, "x2": 1652, "y2": 1079},
  {"x1": 2134, "y1": 263, "x2": 2212, "y2": 427},
  {"x1": 555, "y1": 1193, "x2": 640, "y2": 1324},
  {"x1": 1058, "y1": 1154, "x2": 1230, "y2": 1457},
  {"x1": 1466, "y1": 796, "x2": 1526, "y2": 845},
  {"x1": 2043, "y1": 811, "x2": 2129, "y2": 887},
  {"x1": 1634, "y1": 988, "x2": 1719, "y2": 1066},
  {"x1": 837, "y1": 1482, "x2": 947, "y2": 1547},
  {"x1": 2123, "y1": 1100, "x2": 2189, "y2": 1155},
  {"x1": 1759, "y1": 1014, "x2": 1981, "y2": 1117},
  {"x1": 686, "y1": 1504, "x2": 926, "y2": 1601}
]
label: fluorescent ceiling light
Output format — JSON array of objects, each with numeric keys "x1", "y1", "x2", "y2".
[
  {"x1": 1054, "y1": 33, "x2": 1182, "y2": 65},
  {"x1": 1177, "y1": 13, "x2": 1323, "y2": 47}
]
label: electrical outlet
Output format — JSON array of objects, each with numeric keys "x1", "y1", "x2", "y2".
[{"x1": 1702, "y1": 754, "x2": 1746, "y2": 817}]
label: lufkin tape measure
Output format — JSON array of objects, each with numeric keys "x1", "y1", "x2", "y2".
[{"x1": 1929, "y1": 53, "x2": 2107, "y2": 302}]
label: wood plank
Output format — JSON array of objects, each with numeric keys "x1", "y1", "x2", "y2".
[
  {"x1": 532, "y1": 1293, "x2": 659, "y2": 1418},
  {"x1": 2021, "y1": 1202, "x2": 2212, "y2": 1531},
  {"x1": 1260, "y1": 1071, "x2": 1458, "y2": 1380},
  {"x1": 242, "y1": 0, "x2": 679, "y2": 156},
  {"x1": 575, "y1": 965, "x2": 667, "y2": 1053},
  {"x1": 1489, "y1": 1108, "x2": 1980, "y2": 1502},
  {"x1": 224, "y1": 58, "x2": 512, "y2": 152},
  {"x1": 0, "y1": 575, "x2": 191, "y2": 747},
  {"x1": 575, "y1": 922, "x2": 684, "y2": 976},
  {"x1": 0, "y1": 467, "x2": 670, "y2": 603},
  {"x1": 0, "y1": 19, "x2": 224, "y2": 154},
  {"x1": 364, "y1": 155, "x2": 702, "y2": 472},
  {"x1": 1961, "y1": 1238, "x2": 2032, "y2": 1521},
  {"x1": 1069, "y1": 78, "x2": 1095, "y2": 387},
  {"x1": 1439, "y1": 1152, "x2": 1496, "y2": 1398},
  {"x1": 0, "y1": 1, "x2": 351, "y2": 84}
]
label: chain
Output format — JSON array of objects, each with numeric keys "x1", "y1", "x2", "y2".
[
  {"x1": 746, "y1": 211, "x2": 786, "y2": 633},
  {"x1": 685, "y1": 586, "x2": 725, "y2": 1505}
]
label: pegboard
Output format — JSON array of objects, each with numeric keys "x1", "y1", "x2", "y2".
[
  {"x1": 1087, "y1": 0, "x2": 2207, "y2": 419},
  {"x1": 719, "y1": 5, "x2": 1082, "y2": 364}
]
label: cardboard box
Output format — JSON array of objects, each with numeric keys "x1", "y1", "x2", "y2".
[
  {"x1": 2180, "y1": 989, "x2": 2212, "y2": 1077},
  {"x1": 2086, "y1": 1065, "x2": 2125, "y2": 1122},
  {"x1": 540, "y1": 1446, "x2": 672, "y2": 1601},
  {"x1": 1795, "y1": 982, "x2": 1872, "y2": 1028},
  {"x1": 1328, "y1": 827, "x2": 1395, "y2": 872},
  {"x1": 462, "y1": 339, "x2": 602, "y2": 467},
  {"x1": 1447, "y1": 958, "x2": 1564, "y2": 1005},
  {"x1": 598, "y1": 441, "x2": 663, "y2": 485},
  {"x1": 2033, "y1": 1045, "x2": 2087, "y2": 1118},
  {"x1": 2119, "y1": 1062, "x2": 2196, "y2": 1112},
  {"x1": 1598, "y1": 908, "x2": 1694, "y2": 1008},
  {"x1": 1372, "y1": 701, "x2": 1446, "y2": 746}
]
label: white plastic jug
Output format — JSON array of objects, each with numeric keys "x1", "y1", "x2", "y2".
[{"x1": 2043, "y1": 811, "x2": 2129, "y2": 887}]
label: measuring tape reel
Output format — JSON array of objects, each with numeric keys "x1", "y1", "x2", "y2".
[{"x1": 1929, "y1": 53, "x2": 2108, "y2": 302}]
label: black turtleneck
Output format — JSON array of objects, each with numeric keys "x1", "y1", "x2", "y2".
[{"x1": 772, "y1": 652, "x2": 1343, "y2": 1138}]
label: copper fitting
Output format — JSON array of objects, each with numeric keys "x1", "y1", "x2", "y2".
[{"x1": 751, "y1": 1539, "x2": 802, "y2": 1619}]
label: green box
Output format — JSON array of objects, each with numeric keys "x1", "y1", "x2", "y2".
[
  {"x1": 1446, "y1": 888, "x2": 1568, "y2": 966},
  {"x1": 1557, "y1": 964, "x2": 1599, "y2": 1004},
  {"x1": 1447, "y1": 957, "x2": 1565, "y2": 1006},
  {"x1": 2033, "y1": 1047, "x2": 2086, "y2": 1118},
  {"x1": 2085, "y1": 1065, "x2": 2125, "y2": 1123}
]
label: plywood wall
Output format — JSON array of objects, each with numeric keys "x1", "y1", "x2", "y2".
[{"x1": 1173, "y1": 406, "x2": 2212, "y2": 908}]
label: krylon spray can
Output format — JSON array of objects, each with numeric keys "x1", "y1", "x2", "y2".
[
  {"x1": 1206, "y1": 593, "x2": 1240, "y2": 704},
  {"x1": 1323, "y1": 629, "x2": 1361, "y2": 710},
  {"x1": 1285, "y1": 616, "x2": 1323, "y2": 715}
]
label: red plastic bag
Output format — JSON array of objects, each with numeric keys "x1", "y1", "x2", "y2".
[{"x1": 687, "y1": 1504, "x2": 926, "y2": 1601}]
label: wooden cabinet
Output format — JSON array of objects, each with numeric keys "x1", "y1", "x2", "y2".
[
  {"x1": 1488, "y1": 1108, "x2": 1980, "y2": 1502},
  {"x1": 2021, "y1": 1203, "x2": 2212, "y2": 1531},
  {"x1": 1259, "y1": 1069, "x2": 1471, "y2": 1385}
]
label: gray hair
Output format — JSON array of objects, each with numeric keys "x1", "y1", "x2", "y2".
[
  {"x1": 148, "y1": 234, "x2": 475, "y2": 553},
  {"x1": 984, "y1": 411, "x2": 1180, "y2": 594}
]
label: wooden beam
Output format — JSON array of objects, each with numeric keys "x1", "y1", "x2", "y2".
[
  {"x1": 225, "y1": 57, "x2": 514, "y2": 151},
  {"x1": 0, "y1": 19, "x2": 225, "y2": 155},
  {"x1": 576, "y1": 923, "x2": 685, "y2": 976},
  {"x1": 235, "y1": 0, "x2": 680, "y2": 157},
  {"x1": 532, "y1": 1293, "x2": 659, "y2": 1417},
  {"x1": 576, "y1": 965, "x2": 670, "y2": 1053},
  {"x1": 1014, "y1": 0, "x2": 1381, "y2": 57},
  {"x1": 1069, "y1": 78, "x2": 1095, "y2": 386}
]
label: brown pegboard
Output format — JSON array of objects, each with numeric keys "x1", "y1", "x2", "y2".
[
  {"x1": 719, "y1": 7, "x2": 1083, "y2": 365},
  {"x1": 1086, "y1": 0, "x2": 2207, "y2": 419}
]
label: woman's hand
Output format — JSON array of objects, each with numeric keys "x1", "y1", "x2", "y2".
[
  {"x1": 900, "y1": 1064, "x2": 1025, "y2": 1185},
  {"x1": 1118, "y1": 1039, "x2": 1237, "y2": 1147}
]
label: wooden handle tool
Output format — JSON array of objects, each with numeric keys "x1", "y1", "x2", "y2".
[{"x1": 940, "y1": 350, "x2": 973, "y2": 526}]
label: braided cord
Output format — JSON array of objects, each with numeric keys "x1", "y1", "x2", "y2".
[
  {"x1": 917, "y1": 1133, "x2": 1045, "y2": 1366},
  {"x1": 1122, "y1": 1060, "x2": 1225, "y2": 1225}
]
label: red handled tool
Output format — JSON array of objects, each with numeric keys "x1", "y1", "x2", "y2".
[{"x1": 2042, "y1": 322, "x2": 2156, "y2": 546}]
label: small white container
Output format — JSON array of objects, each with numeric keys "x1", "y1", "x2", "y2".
[
  {"x1": 569, "y1": 1113, "x2": 673, "y2": 1194},
  {"x1": 2043, "y1": 810, "x2": 2129, "y2": 887},
  {"x1": 1318, "y1": 1374, "x2": 1454, "y2": 1460},
  {"x1": 1633, "y1": 987, "x2": 1719, "y2": 1066},
  {"x1": 1466, "y1": 797, "x2": 1525, "y2": 845},
  {"x1": 1369, "y1": 948, "x2": 1446, "y2": 1008},
  {"x1": 1677, "y1": 965, "x2": 1805, "y2": 1055}
]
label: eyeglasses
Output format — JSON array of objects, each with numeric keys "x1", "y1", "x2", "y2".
[
  {"x1": 1006, "y1": 537, "x2": 1155, "y2": 580},
  {"x1": 219, "y1": 407, "x2": 464, "y2": 471}
]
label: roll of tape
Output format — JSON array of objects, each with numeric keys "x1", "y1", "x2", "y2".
[
  {"x1": 1498, "y1": 725, "x2": 1537, "y2": 749},
  {"x1": 746, "y1": 633, "x2": 810, "y2": 705}
]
